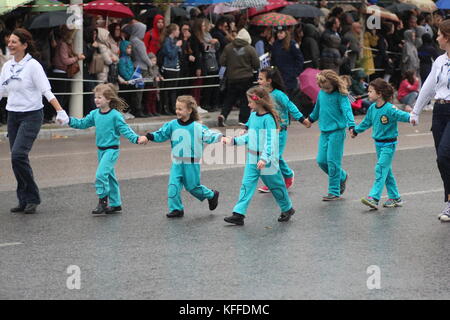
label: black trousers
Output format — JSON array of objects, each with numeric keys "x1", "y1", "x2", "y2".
[
  {"x1": 162, "y1": 69, "x2": 180, "y2": 114},
  {"x1": 7, "y1": 109, "x2": 43, "y2": 206},
  {"x1": 432, "y1": 103, "x2": 450, "y2": 202},
  {"x1": 220, "y1": 78, "x2": 253, "y2": 124}
]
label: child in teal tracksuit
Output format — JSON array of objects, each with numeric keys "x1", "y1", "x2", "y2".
[
  {"x1": 140, "y1": 95, "x2": 222, "y2": 218},
  {"x1": 223, "y1": 86, "x2": 295, "y2": 225},
  {"x1": 61, "y1": 83, "x2": 144, "y2": 214},
  {"x1": 304, "y1": 69, "x2": 355, "y2": 200},
  {"x1": 351, "y1": 78, "x2": 411, "y2": 210},
  {"x1": 256, "y1": 67, "x2": 309, "y2": 193}
]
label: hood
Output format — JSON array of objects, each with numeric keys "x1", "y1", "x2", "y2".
[
  {"x1": 119, "y1": 40, "x2": 131, "y2": 57},
  {"x1": 352, "y1": 69, "x2": 366, "y2": 80},
  {"x1": 153, "y1": 14, "x2": 164, "y2": 32},
  {"x1": 404, "y1": 29, "x2": 415, "y2": 44},
  {"x1": 327, "y1": 34, "x2": 341, "y2": 49},
  {"x1": 303, "y1": 23, "x2": 319, "y2": 40},
  {"x1": 96, "y1": 27, "x2": 110, "y2": 44},
  {"x1": 235, "y1": 28, "x2": 252, "y2": 45},
  {"x1": 123, "y1": 22, "x2": 146, "y2": 40}
]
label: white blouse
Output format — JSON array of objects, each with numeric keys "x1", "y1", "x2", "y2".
[
  {"x1": 413, "y1": 53, "x2": 450, "y2": 115},
  {"x1": 0, "y1": 53, "x2": 55, "y2": 112}
]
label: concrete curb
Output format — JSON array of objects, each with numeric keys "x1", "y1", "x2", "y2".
[{"x1": 0, "y1": 111, "x2": 240, "y2": 140}]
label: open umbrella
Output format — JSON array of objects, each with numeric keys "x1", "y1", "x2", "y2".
[
  {"x1": 299, "y1": 68, "x2": 320, "y2": 103},
  {"x1": 226, "y1": 0, "x2": 267, "y2": 8},
  {"x1": 0, "y1": 0, "x2": 33, "y2": 16},
  {"x1": 28, "y1": 10, "x2": 71, "y2": 29},
  {"x1": 365, "y1": 5, "x2": 400, "y2": 23},
  {"x1": 184, "y1": 0, "x2": 233, "y2": 5},
  {"x1": 280, "y1": 4, "x2": 324, "y2": 18},
  {"x1": 250, "y1": 12, "x2": 297, "y2": 27},
  {"x1": 31, "y1": 0, "x2": 66, "y2": 12},
  {"x1": 248, "y1": 0, "x2": 291, "y2": 17},
  {"x1": 436, "y1": 0, "x2": 450, "y2": 9},
  {"x1": 399, "y1": 0, "x2": 436, "y2": 12},
  {"x1": 83, "y1": 0, "x2": 134, "y2": 18},
  {"x1": 385, "y1": 2, "x2": 418, "y2": 14}
]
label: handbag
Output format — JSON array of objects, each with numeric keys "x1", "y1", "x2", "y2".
[
  {"x1": 89, "y1": 50, "x2": 105, "y2": 75},
  {"x1": 66, "y1": 61, "x2": 80, "y2": 78},
  {"x1": 203, "y1": 51, "x2": 218, "y2": 74}
]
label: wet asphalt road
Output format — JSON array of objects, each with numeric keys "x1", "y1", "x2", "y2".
[{"x1": 0, "y1": 144, "x2": 449, "y2": 299}]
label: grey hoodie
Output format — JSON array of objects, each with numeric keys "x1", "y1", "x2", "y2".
[
  {"x1": 402, "y1": 30, "x2": 420, "y2": 74},
  {"x1": 123, "y1": 22, "x2": 152, "y2": 71}
]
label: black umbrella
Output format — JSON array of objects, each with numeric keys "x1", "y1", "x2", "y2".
[
  {"x1": 28, "y1": 11, "x2": 71, "y2": 29},
  {"x1": 279, "y1": 4, "x2": 324, "y2": 19},
  {"x1": 385, "y1": 3, "x2": 418, "y2": 14}
]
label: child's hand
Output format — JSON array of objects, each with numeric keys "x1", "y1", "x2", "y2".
[
  {"x1": 138, "y1": 136, "x2": 148, "y2": 145},
  {"x1": 221, "y1": 136, "x2": 232, "y2": 144},
  {"x1": 237, "y1": 129, "x2": 247, "y2": 136},
  {"x1": 302, "y1": 118, "x2": 312, "y2": 128},
  {"x1": 257, "y1": 159, "x2": 266, "y2": 170},
  {"x1": 350, "y1": 129, "x2": 356, "y2": 138}
]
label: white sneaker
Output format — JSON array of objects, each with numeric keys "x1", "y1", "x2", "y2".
[
  {"x1": 197, "y1": 106, "x2": 208, "y2": 114},
  {"x1": 125, "y1": 112, "x2": 135, "y2": 119},
  {"x1": 438, "y1": 203, "x2": 450, "y2": 221}
]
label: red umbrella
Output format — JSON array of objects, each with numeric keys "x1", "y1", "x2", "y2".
[
  {"x1": 250, "y1": 12, "x2": 297, "y2": 26},
  {"x1": 299, "y1": 68, "x2": 320, "y2": 103},
  {"x1": 84, "y1": 0, "x2": 134, "y2": 18},
  {"x1": 248, "y1": 0, "x2": 291, "y2": 17}
]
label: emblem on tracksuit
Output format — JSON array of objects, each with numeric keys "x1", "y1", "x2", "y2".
[{"x1": 380, "y1": 115, "x2": 389, "y2": 125}]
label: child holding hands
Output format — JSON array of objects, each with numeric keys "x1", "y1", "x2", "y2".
[{"x1": 350, "y1": 78, "x2": 411, "y2": 209}]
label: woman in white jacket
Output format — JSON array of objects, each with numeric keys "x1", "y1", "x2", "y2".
[{"x1": 93, "y1": 27, "x2": 118, "y2": 84}]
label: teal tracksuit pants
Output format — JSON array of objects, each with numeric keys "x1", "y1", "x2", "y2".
[
  {"x1": 168, "y1": 162, "x2": 214, "y2": 212},
  {"x1": 233, "y1": 157, "x2": 292, "y2": 215},
  {"x1": 316, "y1": 129, "x2": 348, "y2": 196},
  {"x1": 96, "y1": 148, "x2": 121, "y2": 206},
  {"x1": 368, "y1": 143, "x2": 400, "y2": 201},
  {"x1": 279, "y1": 129, "x2": 294, "y2": 179}
]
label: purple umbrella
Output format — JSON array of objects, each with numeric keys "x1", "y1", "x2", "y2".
[{"x1": 299, "y1": 68, "x2": 320, "y2": 103}]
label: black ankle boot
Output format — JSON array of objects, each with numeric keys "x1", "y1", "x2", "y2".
[
  {"x1": 278, "y1": 208, "x2": 295, "y2": 222},
  {"x1": 167, "y1": 209, "x2": 184, "y2": 218},
  {"x1": 208, "y1": 190, "x2": 219, "y2": 211},
  {"x1": 106, "y1": 206, "x2": 122, "y2": 214},
  {"x1": 92, "y1": 196, "x2": 108, "y2": 214},
  {"x1": 224, "y1": 212, "x2": 245, "y2": 225}
]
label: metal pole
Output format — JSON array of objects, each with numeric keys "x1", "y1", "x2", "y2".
[{"x1": 69, "y1": 0, "x2": 83, "y2": 118}]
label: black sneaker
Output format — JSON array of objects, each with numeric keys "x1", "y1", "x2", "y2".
[
  {"x1": 167, "y1": 210, "x2": 184, "y2": 218},
  {"x1": 278, "y1": 208, "x2": 295, "y2": 222},
  {"x1": 340, "y1": 174, "x2": 348, "y2": 195},
  {"x1": 10, "y1": 204, "x2": 26, "y2": 213},
  {"x1": 92, "y1": 196, "x2": 108, "y2": 214},
  {"x1": 218, "y1": 115, "x2": 226, "y2": 127},
  {"x1": 224, "y1": 212, "x2": 245, "y2": 225},
  {"x1": 208, "y1": 190, "x2": 219, "y2": 211},
  {"x1": 106, "y1": 206, "x2": 122, "y2": 214},
  {"x1": 322, "y1": 194, "x2": 341, "y2": 201},
  {"x1": 24, "y1": 203, "x2": 38, "y2": 214}
]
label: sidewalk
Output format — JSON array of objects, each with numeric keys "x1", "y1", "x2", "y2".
[{"x1": 0, "y1": 110, "x2": 240, "y2": 140}]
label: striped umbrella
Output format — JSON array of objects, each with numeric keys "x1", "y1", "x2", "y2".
[
  {"x1": 225, "y1": 0, "x2": 267, "y2": 8},
  {"x1": 250, "y1": 12, "x2": 297, "y2": 27}
]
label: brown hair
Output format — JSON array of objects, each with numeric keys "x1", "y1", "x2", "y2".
[
  {"x1": 93, "y1": 83, "x2": 128, "y2": 112},
  {"x1": 340, "y1": 75, "x2": 352, "y2": 88},
  {"x1": 176, "y1": 95, "x2": 200, "y2": 122},
  {"x1": 246, "y1": 86, "x2": 280, "y2": 129},
  {"x1": 11, "y1": 28, "x2": 40, "y2": 59},
  {"x1": 403, "y1": 70, "x2": 416, "y2": 85},
  {"x1": 317, "y1": 69, "x2": 349, "y2": 95},
  {"x1": 369, "y1": 78, "x2": 394, "y2": 102},
  {"x1": 160, "y1": 23, "x2": 179, "y2": 46},
  {"x1": 439, "y1": 19, "x2": 450, "y2": 40}
]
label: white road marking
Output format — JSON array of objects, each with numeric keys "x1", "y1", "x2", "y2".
[
  {"x1": 405, "y1": 133, "x2": 432, "y2": 137},
  {"x1": 351, "y1": 189, "x2": 444, "y2": 202},
  {"x1": 0, "y1": 242, "x2": 23, "y2": 248}
]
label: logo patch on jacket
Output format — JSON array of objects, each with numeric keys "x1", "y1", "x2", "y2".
[{"x1": 380, "y1": 115, "x2": 389, "y2": 124}]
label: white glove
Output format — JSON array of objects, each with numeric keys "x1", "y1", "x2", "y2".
[
  {"x1": 56, "y1": 110, "x2": 69, "y2": 126},
  {"x1": 409, "y1": 112, "x2": 419, "y2": 126}
]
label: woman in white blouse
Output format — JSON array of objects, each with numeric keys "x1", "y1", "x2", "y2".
[
  {"x1": 0, "y1": 28, "x2": 69, "y2": 214},
  {"x1": 411, "y1": 19, "x2": 450, "y2": 222}
]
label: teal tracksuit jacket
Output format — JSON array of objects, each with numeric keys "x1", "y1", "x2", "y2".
[
  {"x1": 146, "y1": 118, "x2": 222, "y2": 212},
  {"x1": 69, "y1": 108, "x2": 139, "y2": 206},
  {"x1": 354, "y1": 101, "x2": 410, "y2": 201},
  {"x1": 309, "y1": 90, "x2": 355, "y2": 196},
  {"x1": 233, "y1": 112, "x2": 293, "y2": 215}
]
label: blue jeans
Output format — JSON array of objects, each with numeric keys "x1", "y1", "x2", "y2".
[
  {"x1": 399, "y1": 92, "x2": 418, "y2": 107},
  {"x1": 7, "y1": 109, "x2": 43, "y2": 206}
]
